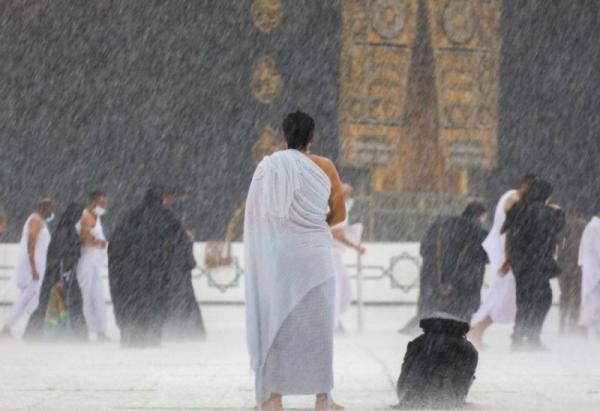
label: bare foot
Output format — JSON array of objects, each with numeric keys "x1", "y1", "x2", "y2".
[
  {"x1": 315, "y1": 394, "x2": 344, "y2": 411},
  {"x1": 262, "y1": 394, "x2": 282, "y2": 411}
]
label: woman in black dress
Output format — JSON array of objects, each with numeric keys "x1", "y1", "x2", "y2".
[{"x1": 24, "y1": 202, "x2": 87, "y2": 340}]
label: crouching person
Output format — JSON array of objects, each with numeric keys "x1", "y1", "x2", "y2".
[{"x1": 395, "y1": 313, "x2": 478, "y2": 409}]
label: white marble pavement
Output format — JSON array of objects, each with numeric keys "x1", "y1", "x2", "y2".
[{"x1": 0, "y1": 305, "x2": 598, "y2": 411}]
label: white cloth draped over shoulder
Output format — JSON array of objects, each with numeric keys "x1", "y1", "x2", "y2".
[
  {"x1": 244, "y1": 149, "x2": 336, "y2": 404},
  {"x1": 472, "y1": 190, "x2": 517, "y2": 325},
  {"x1": 578, "y1": 216, "x2": 600, "y2": 327},
  {"x1": 2, "y1": 215, "x2": 51, "y2": 293}
]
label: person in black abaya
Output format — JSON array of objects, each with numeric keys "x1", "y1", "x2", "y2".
[
  {"x1": 162, "y1": 189, "x2": 206, "y2": 339},
  {"x1": 108, "y1": 186, "x2": 182, "y2": 347},
  {"x1": 403, "y1": 203, "x2": 489, "y2": 333},
  {"x1": 24, "y1": 202, "x2": 87, "y2": 340},
  {"x1": 502, "y1": 178, "x2": 565, "y2": 350}
]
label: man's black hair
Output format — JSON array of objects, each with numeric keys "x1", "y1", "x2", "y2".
[{"x1": 282, "y1": 110, "x2": 315, "y2": 150}]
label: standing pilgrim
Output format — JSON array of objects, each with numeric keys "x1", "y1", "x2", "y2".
[
  {"x1": 76, "y1": 191, "x2": 110, "y2": 341},
  {"x1": 108, "y1": 186, "x2": 184, "y2": 347},
  {"x1": 577, "y1": 203, "x2": 600, "y2": 334},
  {"x1": 24, "y1": 203, "x2": 87, "y2": 340},
  {"x1": 331, "y1": 183, "x2": 364, "y2": 330},
  {"x1": 502, "y1": 178, "x2": 565, "y2": 350},
  {"x1": 557, "y1": 210, "x2": 587, "y2": 333},
  {"x1": 245, "y1": 111, "x2": 346, "y2": 411},
  {"x1": 1, "y1": 199, "x2": 54, "y2": 337},
  {"x1": 468, "y1": 174, "x2": 537, "y2": 348},
  {"x1": 162, "y1": 187, "x2": 206, "y2": 340}
]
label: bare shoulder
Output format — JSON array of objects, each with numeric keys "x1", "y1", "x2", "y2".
[
  {"x1": 81, "y1": 209, "x2": 94, "y2": 226},
  {"x1": 308, "y1": 154, "x2": 338, "y2": 178},
  {"x1": 29, "y1": 213, "x2": 44, "y2": 227},
  {"x1": 504, "y1": 192, "x2": 520, "y2": 213},
  {"x1": 27, "y1": 214, "x2": 44, "y2": 233}
]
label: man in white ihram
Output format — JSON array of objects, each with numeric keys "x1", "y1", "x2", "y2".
[
  {"x1": 76, "y1": 191, "x2": 110, "y2": 341},
  {"x1": 331, "y1": 183, "x2": 364, "y2": 330},
  {"x1": 469, "y1": 174, "x2": 537, "y2": 348},
  {"x1": 245, "y1": 111, "x2": 346, "y2": 411},
  {"x1": 1, "y1": 199, "x2": 54, "y2": 337},
  {"x1": 577, "y1": 202, "x2": 600, "y2": 335}
]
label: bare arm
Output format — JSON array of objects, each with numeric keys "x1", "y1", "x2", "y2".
[
  {"x1": 309, "y1": 155, "x2": 346, "y2": 226},
  {"x1": 80, "y1": 211, "x2": 106, "y2": 248},
  {"x1": 27, "y1": 216, "x2": 43, "y2": 280},
  {"x1": 332, "y1": 226, "x2": 365, "y2": 254}
]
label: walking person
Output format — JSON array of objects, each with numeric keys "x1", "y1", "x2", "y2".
[
  {"x1": 24, "y1": 203, "x2": 87, "y2": 340},
  {"x1": 76, "y1": 191, "x2": 110, "y2": 341},
  {"x1": 577, "y1": 202, "x2": 600, "y2": 335},
  {"x1": 468, "y1": 174, "x2": 537, "y2": 348},
  {"x1": 331, "y1": 183, "x2": 364, "y2": 330},
  {"x1": 503, "y1": 179, "x2": 565, "y2": 350},
  {"x1": 108, "y1": 186, "x2": 186, "y2": 347},
  {"x1": 1, "y1": 199, "x2": 54, "y2": 337},
  {"x1": 557, "y1": 209, "x2": 587, "y2": 334}
]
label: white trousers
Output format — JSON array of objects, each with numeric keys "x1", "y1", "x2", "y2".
[
  {"x1": 579, "y1": 284, "x2": 600, "y2": 328},
  {"x1": 77, "y1": 260, "x2": 107, "y2": 333},
  {"x1": 5, "y1": 280, "x2": 40, "y2": 328}
]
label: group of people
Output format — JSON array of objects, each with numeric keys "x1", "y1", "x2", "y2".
[
  {"x1": 0, "y1": 187, "x2": 206, "y2": 346},
  {"x1": 244, "y1": 111, "x2": 600, "y2": 410},
  {"x1": 409, "y1": 173, "x2": 600, "y2": 351},
  {"x1": 1, "y1": 109, "x2": 599, "y2": 410}
]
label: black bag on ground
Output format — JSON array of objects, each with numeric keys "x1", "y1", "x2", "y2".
[{"x1": 395, "y1": 314, "x2": 478, "y2": 409}]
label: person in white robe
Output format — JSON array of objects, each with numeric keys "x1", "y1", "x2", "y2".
[
  {"x1": 245, "y1": 111, "x2": 346, "y2": 411},
  {"x1": 1, "y1": 199, "x2": 54, "y2": 337},
  {"x1": 578, "y1": 210, "x2": 600, "y2": 333},
  {"x1": 468, "y1": 174, "x2": 537, "y2": 348},
  {"x1": 76, "y1": 191, "x2": 110, "y2": 341},
  {"x1": 331, "y1": 184, "x2": 364, "y2": 329}
]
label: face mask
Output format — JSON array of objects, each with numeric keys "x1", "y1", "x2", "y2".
[
  {"x1": 479, "y1": 216, "x2": 487, "y2": 226},
  {"x1": 345, "y1": 198, "x2": 355, "y2": 212},
  {"x1": 93, "y1": 206, "x2": 106, "y2": 217},
  {"x1": 46, "y1": 213, "x2": 55, "y2": 224}
]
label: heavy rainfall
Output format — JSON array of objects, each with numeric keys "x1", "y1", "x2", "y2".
[{"x1": 0, "y1": 1, "x2": 598, "y2": 410}]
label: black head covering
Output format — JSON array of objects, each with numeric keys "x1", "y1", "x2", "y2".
[
  {"x1": 521, "y1": 178, "x2": 553, "y2": 205},
  {"x1": 143, "y1": 185, "x2": 165, "y2": 208},
  {"x1": 461, "y1": 201, "x2": 486, "y2": 220},
  {"x1": 56, "y1": 202, "x2": 84, "y2": 234}
]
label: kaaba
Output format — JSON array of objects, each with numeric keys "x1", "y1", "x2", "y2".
[{"x1": 0, "y1": 0, "x2": 597, "y2": 241}]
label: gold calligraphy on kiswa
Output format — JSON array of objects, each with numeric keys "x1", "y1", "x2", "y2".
[
  {"x1": 251, "y1": 55, "x2": 283, "y2": 104},
  {"x1": 251, "y1": 0, "x2": 283, "y2": 33}
]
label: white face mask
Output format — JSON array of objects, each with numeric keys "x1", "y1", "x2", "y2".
[
  {"x1": 345, "y1": 198, "x2": 355, "y2": 212},
  {"x1": 93, "y1": 206, "x2": 107, "y2": 217}
]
